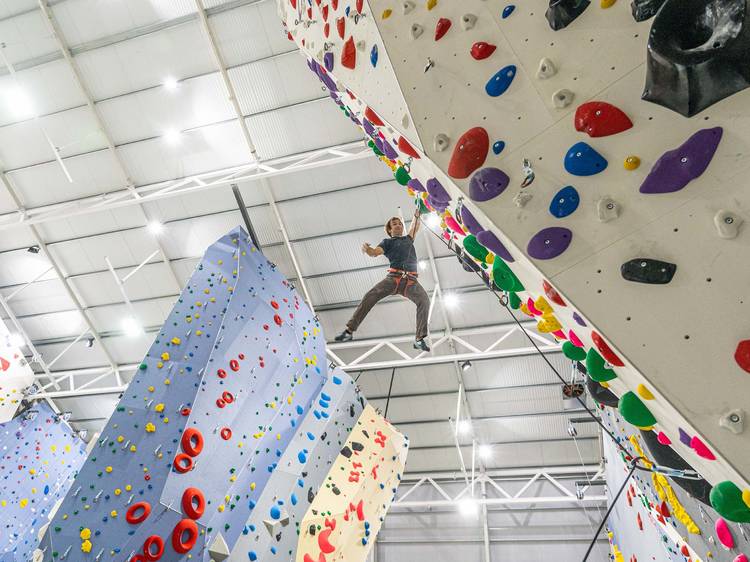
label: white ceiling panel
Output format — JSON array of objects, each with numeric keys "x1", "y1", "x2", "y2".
[
  {"x1": 0, "y1": 278, "x2": 72, "y2": 317},
  {"x1": 34, "y1": 206, "x2": 147, "y2": 245},
  {"x1": 143, "y1": 183, "x2": 242, "y2": 223},
  {"x1": 0, "y1": 8, "x2": 58, "y2": 65},
  {"x1": 0, "y1": 1, "x2": 37, "y2": 20}
]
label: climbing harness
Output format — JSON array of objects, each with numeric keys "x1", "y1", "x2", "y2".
[{"x1": 387, "y1": 268, "x2": 419, "y2": 296}]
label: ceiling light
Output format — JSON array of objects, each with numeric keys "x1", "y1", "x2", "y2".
[
  {"x1": 458, "y1": 498, "x2": 479, "y2": 517},
  {"x1": 147, "y1": 221, "x2": 164, "y2": 235},
  {"x1": 456, "y1": 419, "x2": 472, "y2": 435},
  {"x1": 85, "y1": 337, "x2": 95, "y2": 348},
  {"x1": 122, "y1": 317, "x2": 142, "y2": 338},
  {"x1": 27, "y1": 245, "x2": 40, "y2": 254},
  {"x1": 4, "y1": 86, "x2": 34, "y2": 119},
  {"x1": 163, "y1": 76, "x2": 179, "y2": 91},
  {"x1": 442, "y1": 292, "x2": 459, "y2": 309},
  {"x1": 163, "y1": 129, "x2": 181, "y2": 145},
  {"x1": 425, "y1": 213, "x2": 441, "y2": 229},
  {"x1": 418, "y1": 260, "x2": 427, "y2": 271},
  {"x1": 478, "y1": 444, "x2": 492, "y2": 460},
  {"x1": 461, "y1": 360, "x2": 472, "y2": 372},
  {"x1": 7, "y1": 332, "x2": 25, "y2": 348}
]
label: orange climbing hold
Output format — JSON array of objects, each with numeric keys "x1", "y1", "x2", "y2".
[
  {"x1": 397, "y1": 136, "x2": 420, "y2": 158},
  {"x1": 435, "y1": 18, "x2": 452, "y2": 41},
  {"x1": 735, "y1": 340, "x2": 750, "y2": 373},
  {"x1": 180, "y1": 428, "x2": 204, "y2": 457},
  {"x1": 173, "y1": 453, "x2": 194, "y2": 473},
  {"x1": 448, "y1": 127, "x2": 489, "y2": 179},
  {"x1": 341, "y1": 36, "x2": 356, "y2": 69},
  {"x1": 591, "y1": 331, "x2": 624, "y2": 366}
]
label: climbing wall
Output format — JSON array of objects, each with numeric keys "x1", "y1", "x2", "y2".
[
  {"x1": 602, "y1": 407, "x2": 748, "y2": 562},
  {"x1": 38, "y1": 226, "x2": 407, "y2": 562},
  {"x1": 277, "y1": 0, "x2": 750, "y2": 524},
  {"x1": 0, "y1": 401, "x2": 86, "y2": 562},
  {"x1": 0, "y1": 320, "x2": 35, "y2": 423}
]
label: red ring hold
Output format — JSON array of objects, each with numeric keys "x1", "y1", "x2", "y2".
[
  {"x1": 222, "y1": 391, "x2": 234, "y2": 403},
  {"x1": 130, "y1": 556, "x2": 146, "y2": 562},
  {"x1": 180, "y1": 407, "x2": 191, "y2": 416},
  {"x1": 220, "y1": 427, "x2": 232, "y2": 440},
  {"x1": 126, "y1": 501, "x2": 151, "y2": 525},
  {"x1": 173, "y1": 453, "x2": 194, "y2": 473},
  {"x1": 181, "y1": 487, "x2": 205, "y2": 520},
  {"x1": 216, "y1": 398, "x2": 226, "y2": 408},
  {"x1": 180, "y1": 428, "x2": 203, "y2": 457},
  {"x1": 217, "y1": 368, "x2": 227, "y2": 379},
  {"x1": 230, "y1": 359, "x2": 240, "y2": 371},
  {"x1": 143, "y1": 535, "x2": 164, "y2": 560},
  {"x1": 172, "y1": 518, "x2": 199, "y2": 554}
]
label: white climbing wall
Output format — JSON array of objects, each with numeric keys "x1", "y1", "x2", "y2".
[
  {"x1": 277, "y1": 0, "x2": 750, "y2": 532},
  {"x1": 0, "y1": 319, "x2": 34, "y2": 423}
]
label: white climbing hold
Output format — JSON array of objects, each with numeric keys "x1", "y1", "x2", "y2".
[
  {"x1": 597, "y1": 197, "x2": 620, "y2": 222},
  {"x1": 402, "y1": 114, "x2": 410, "y2": 129},
  {"x1": 552, "y1": 89, "x2": 574, "y2": 108},
  {"x1": 208, "y1": 533, "x2": 231, "y2": 562},
  {"x1": 402, "y1": 1, "x2": 416, "y2": 14},
  {"x1": 714, "y1": 210, "x2": 743, "y2": 239},
  {"x1": 32, "y1": 550, "x2": 43, "y2": 562},
  {"x1": 719, "y1": 409, "x2": 744, "y2": 435},
  {"x1": 536, "y1": 57, "x2": 557, "y2": 79},
  {"x1": 461, "y1": 13, "x2": 478, "y2": 30},
  {"x1": 434, "y1": 133, "x2": 450, "y2": 152},
  {"x1": 514, "y1": 191, "x2": 533, "y2": 207},
  {"x1": 411, "y1": 23, "x2": 424, "y2": 39}
]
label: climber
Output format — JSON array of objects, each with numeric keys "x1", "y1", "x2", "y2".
[{"x1": 334, "y1": 207, "x2": 431, "y2": 351}]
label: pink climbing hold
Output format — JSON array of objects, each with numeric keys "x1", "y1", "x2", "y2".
[
  {"x1": 591, "y1": 331, "x2": 624, "y2": 367},
  {"x1": 341, "y1": 36, "x2": 356, "y2": 69},
  {"x1": 735, "y1": 340, "x2": 750, "y2": 373},
  {"x1": 656, "y1": 431, "x2": 672, "y2": 445},
  {"x1": 716, "y1": 517, "x2": 736, "y2": 549},
  {"x1": 470, "y1": 42, "x2": 497, "y2": 60},
  {"x1": 690, "y1": 435, "x2": 716, "y2": 460},
  {"x1": 568, "y1": 330, "x2": 583, "y2": 347},
  {"x1": 552, "y1": 330, "x2": 567, "y2": 340},
  {"x1": 734, "y1": 555, "x2": 749, "y2": 562},
  {"x1": 445, "y1": 216, "x2": 466, "y2": 237},
  {"x1": 398, "y1": 136, "x2": 420, "y2": 159},
  {"x1": 448, "y1": 127, "x2": 489, "y2": 179},
  {"x1": 526, "y1": 298, "x2": 543, "y2": 316},
  {"x1": 435, "y1": 18, "x2": 452, "y2": 41}
]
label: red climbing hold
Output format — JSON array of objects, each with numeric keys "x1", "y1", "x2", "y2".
[
  {"x1": 143, "y1": 535, "x2": 164, "y2": 561},
  {"x1": 230, "y1": 359, "x2": 240, "y2": 371},
  {"x1": 181, "y1": 487, "x2": 206, "y2": 520},
  {"x1": 274, "y1": 313, "x2": 283, "y2": 326},
  {"x1": 356, "y1": 0, "x2": 364, "y2": 12},
  {"x1": 222, "y1": 391, "x2": 234, "y2": 403},
  {"x1": 680, "y1": 545, "x2": 690, "y2": 557},
  {"x1": 659, "y1": 500, "x2": 670, "y2": 518},
  {"x1": 126, "y1": 502, "x2": 152, "y2": 525},
  {"x1": 331, "y1": 0, "x2": 338, "y2": 9},
  {"x1": 636, "y1": 512, "x2": 643, "y2": 530},
  {"x1": 364, "y1": 107, "x2": 384, "y2": 126},
  {"x1": 304, "y1": 554, "x2": 326, "y2": 562},
  {"x1": 591, "y1": 331, "x2": 624, "y2": 367},
  {"x1": 435, "y1": 18, "x2": 452, "y2": 41},
  {"x1": 470, "y1": 42, "x2": 497, "y2": 60},
  {"x1": 321, "y1": 4, "x2": 328, "y2": 21},
  {"x1": 323, "y1": 22, "x2": 330, "y2": 38},
  {"x1": 181, "y1": 428, "x2": 204, "y2": 457},
  {"x1": 574, "y1": 101, "x2": 633, "y2": 138},
  {"x1": 220, "y1": 427, "x2": 232, "y2": 440},
  {"x1": 735, "y1": 340, "x2": 750, "y2": 373},
  {"x1": 0, "y1": 356, "x2": 9, "y2": 371},
  {"x1": 217, "y1": 368, "x2": 227, "y2": 378},
  {"x1": 448, "y1": 127, "x2": 489, "y2": 179},
  {"x1": 171, "y1": 519, "x2": 198, "y2": 554},
  {"x1": 290, "y1": 0, "x2": 296, "y2": 8},
  {"x1": 542, "y1": 280, "x2": 566, "y2": 306},
  {"x1": 173, "y1": 453, "x2": 194, "y2": 473},
  {"x1": 397, "y1": 136, "x2": 420, "y2": 159},
  {"x1": 341, "y1": 36, "x2": 356, "y2": 69},
  {"x1": 336, "y1": 17, "x2": 345, "y2": 39},
  {"x1": 318, "y1": 528, "x2": 336, "y2": 554}
]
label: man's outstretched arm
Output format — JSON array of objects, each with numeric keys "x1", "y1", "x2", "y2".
[
  {"x1": 408, "y1": 208, "x2": 421, "y2": 239},
  {"x1": 362, "y1": 242, "x2": 385, "y2": 257}
]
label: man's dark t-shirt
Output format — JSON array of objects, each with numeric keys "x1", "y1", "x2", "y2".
[{"x1": 378, "y1": 235, "x2": 418, "y2": 272}]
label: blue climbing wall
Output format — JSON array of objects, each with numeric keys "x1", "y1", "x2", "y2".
[
  {"x1": 0, "y1": 401, "x2": 86, "y2": 562},
  {"x1": 40, "y1": 227, "x2": 408, "y2": 562}
]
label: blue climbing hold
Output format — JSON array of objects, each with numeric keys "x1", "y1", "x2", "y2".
[
  {"x1": 298, "y1": 450, "x2": 307, "y2": 463},
  {"x1": 306, "y1": 432, "x2": 315, "y2": 440},
  {"x1": 564, "y1": 142, "x2": 608, "y2": 176},
  {"x1": 270, "y1": 505, "x2": 281, "y2": 520},
  {"x1": 485, "y1": 65, "x2": 517, "y2": 97},
  {"x1": 549, "y1": 185, "x2": 580, "y2": 218},
  {"x1": 370, "y1": 44, "x2": 378, "y2": 68},
  {"x1": 321, "y1": 392, "x2": 331, "y2": 401},
  {"x1": 296, "y1": 405, "x2": 304, "y2": 415},
  {"x1": 291, "y1": 493, "x2": 298, "y2": 505},
  {"x1": 502, "y1": 5, "x2": 516, "y2": 18},
  {"x1": 492, "y1": 140, "x2": 506, "y2": 155},
  {"x1": 332, "y1": 375, "x2": 342, "y2": 384},
  {"x1": 249, "y1": 552, "x2": 258, "y2": 561}
]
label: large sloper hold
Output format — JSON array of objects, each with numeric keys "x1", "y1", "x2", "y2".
[
  {"x1": 586, "y1": 377, "x2": 620, "y2": 407},
  {"x1": 631, "y1": 0, "x2": 667, "y2": 20},
  {"x1": 642, "y1": 0, "x2": 750, "y2": 117},
  {"x1": 640, "y1": 429, "x2": 713, "y2": 506},
  {"x1": 545, "y1": 0, "x2": 591, "y2": 30},
  {"x1": 621, "y1": 258, "x2": 677, "y2": 284}
]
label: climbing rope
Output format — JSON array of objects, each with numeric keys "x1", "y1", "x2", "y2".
[{"x1": 383, "y1": 367, "x2": 397, "y2": 419}]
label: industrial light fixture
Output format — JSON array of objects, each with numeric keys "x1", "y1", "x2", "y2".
[
  {"x1": 461, "y1": 360, "x2": 472, "y2": 371},
  {"x1": 147, "y1": 221, "x2": 164, "y2": 235},
  {"x1": 122, "y1": 317, "x2": 142, "y2": 338},
  {"x1": 163, "y1": 76, "x2": 178, "y2": 91},
  {"x1": 27, "y1": 245, "x2": 40, "y2": 254},
  {"x1": 458, "y1": 498, "x2": 479, "y2": 517},
  {"x1": 478, "y1": 444, "x2": 492, "y2": 460},
  {"x1": 425, "y1": 213, "x2": 441, "y2": 229},
  {"x1": 163, "y1": 129, "x2": 181, "y2": 145},
  {"x1": 418, "y1": 259, "x2": 427, "y2": 271},
  {"x1": 4, "y1": 86, "x2": 34, "y2": 119},
  {"x1": 456, "y1": 419, "x2": 472, "y2": 435},
  {"x1": 7, "y1": 332, "x2": 24, "y2": 348},
  {"x1": 85, "y1": 337, "x2": 95, "y2": 348},
  {"x1": 442, "y1": 291, "x2": 459, "y2": 309}
]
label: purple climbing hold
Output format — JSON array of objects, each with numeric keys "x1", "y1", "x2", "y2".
[
  {"x1": 373, "y1": 137, "x2": 384, "y2": 154},
  {"x1": 459, "y1": 205, "x2": 484, "y2": 236},
  {"x1": 426, "y1": 178, "x2": 451, "y2": 203},
  {"x1": 315, "y1": 65, "x2": 338, "y2": 92},
  {"x1": 477, "y1": 230, "x2": 514, "y2": 262},
  {"x1": 307, "y1": 58, "x2": 317, "y2": 73},
  {"x1": 678, "y1": 427, "x2": 691, "y2": 446},
  {"x1": 427, "y1": 196, "x2": 449, "y2": 213},
  {"x1": 408, "y1": 178, "x2": 426, "y2": 192},
  {"x1": 362, "y1": 119, "x2": 376, "y2": 138},
  {"x1": 469, "y1": 167, "x2": 510, "y2": 202},
  {"x1": 324, "y1": 51, "x2": 334, "y2": 72},
  {"x1": 639, "y1": 127, "x2": 723, "y2": 194},
  {"x1": 527, "y1": 227, "x2": 573, "y2": 260},
  {"x1": 573, "y1": 312, "x2": 587, "y2": 326},
  {"x1": 381, "y1": 139, "x2": 399, "y2": 160}
]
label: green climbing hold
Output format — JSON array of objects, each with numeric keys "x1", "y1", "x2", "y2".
[
  {"x1": 562, "y1": 341, "x2": 586, "y2": 361},
  {"x1": 585, "y1": 348, "x2": 617, "y2": 382},
  {"x1": 139, "y1": 363, "x2": 147, "y2": 370},
  {"x1": 492, "y1": 257, "x2": 524, "y2": 292},
  {"x1": 618, "y1": 391, "x2": 656, "y2": 428},
  {"x1": 463, "y1": 235, "x2": 490, "y2": 263},
  {"x1": 394, "y1": 166, "x2": 411, "y2": 186},
  {"x1": 710, "y1": 481, "x2": 750, "y2": 522},
  {"x1": 417, "y1": 198, "x2": 430, "y2": 214},
  {"x1": 508, "y1": 291, "x2": 521, "y2": 309}
]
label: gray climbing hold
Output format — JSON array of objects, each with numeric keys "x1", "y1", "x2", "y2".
[
  {"x1": 597, "y1": 197, "x2": 620, "y2": 222},
  {"x1": 402, "y1": 114, "x2": 410, "y2": 129},
  {"x1": 402, "y1": 0, "x2": 416, "y2": 14},
  {"x1": 208, "y1": 533, "x2": 230, "y2": 562},
  {"x1": 411, "y1": 23, "x2": 424, "y2": 39},
  {"x1": 514, "y1": 191, "x2": 533, "y2": 207},
  {"x1": 461, "y1": 13, "x2": 478, "y2": 30},
  {"x1": 719, "y1": 409, "x2": 744, "y2": 435},
  {"x1": 621, "y1": 258, "x2": 676, "y2": 284},
  {"x1": 552, "y1": 89, "x2": 574, "y2": 108},
  {"x1": 537, "y1": 57, "x2": 557, "y2": 79},
  {"x1": 434, "y1": 133, "x2": 450, "y2": 152},
  {"x1": 714, "y1": 210, "x2": 743, "y2": 239}
]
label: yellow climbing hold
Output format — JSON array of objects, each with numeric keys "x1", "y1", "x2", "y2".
[
  {"x1": 742, "y1": 488, "x2": 750, "y2": 509},
  {"x1": 628, "y1": 434, "x2": 652, "y2": 469},
  {"x1": 383, "y1": 9, "x2": 394, "y2": 20},
  {"x1": 80, "y1": 528, "x2": 91, "y2": 540},
  {"x1": 114, "y1": 488, "x2": 122, "y2": 496},
  {"x1": 426, "y1": 0, "x2": 437, "y2": 9},
  {"x1": 130, "y1": 445, "x2": 137, "y2": 452},
  {"x1": 145, "y1": 423, "x2": 156, "y2": 433},
  {"x1": 534, "y1": 296, "x2": 553, "y2": 315},
  {"x1": 537, "y1": 314, "x2": 562, "y2": 334},
  {"x1": 105, "y1": 466, "x2": 113, "y2": 473},
  {"x1": 636, "y1": 384, "x2": 654, "y2": 400},
  {"x1": 147, "y1": 386, "x2": 155, "y2": 393},
  {"x1": 250, "y1": 482, "x2": 256, "y2": 491},
  {"x1": 160, "y1": 352, "x2": 170, "y2": 361},
  {"x1": 485, "y1": 254, "x2": 494, "y2": 264},
  {"x1": 218, "y1": 504, "x2": 225, "y2": 513},
  {"x1": 652, "y1": 473, "x2": 700, "y2": 534},
  {"x1": 600, "y1": 381, "x2": 610, "y2": 388},
  {"x1": 155, "y1": 403, "x2": 165, "y2": 413},
  {"x1": 171, "y1": 337, "x2": 181, "y2": 345},
  {"x1": 19, "y1": 498, "x2": 28, "y2": 508},
  {"x1": 125, "y1": 485, "x2": 132, "y2": 491},
  {"x1": 81, "y1": 540, "x2": 92, "y2": 553},
  {"x1": 117, "y1": 435, "x2": 124, "y2": 443},
  {"x1": 156, "y1": 362, "x2": 164, "y2": 369},
  {"x1": 110, "y1": 510, "x2": 118, "y2": 517},
  {"x1": 624, "y1": 155, "x2": 640, "y2": 170},
  {"x1": 601, "y1": 0, "x2": 616, "y2": 7}
]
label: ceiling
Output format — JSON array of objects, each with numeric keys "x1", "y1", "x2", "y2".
[{"x1": 0, "y1": 0, "x2": 599, "y2": 476}]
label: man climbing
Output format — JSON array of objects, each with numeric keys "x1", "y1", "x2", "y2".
[{"x1": 334, "y1": 208, "x2": 431, "y2": 351}]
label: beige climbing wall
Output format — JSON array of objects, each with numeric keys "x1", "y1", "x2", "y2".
[
  {"x1": 295, "y1": 404, "x2": 408, "y2": 562},
  {"x1": 0, "y1": 319, "x2": 34, "y2": 422},
  {"x1": 277, "y1": 0, "x2": 750, "y2": 516}
]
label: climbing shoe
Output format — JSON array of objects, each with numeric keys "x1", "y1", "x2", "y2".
[
  {"x1": 334, "y1": 330, "x2": 353, "y2": 342},
  {"x1": 413, "y1": 338, "x2": 431, "y2": 352}
]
